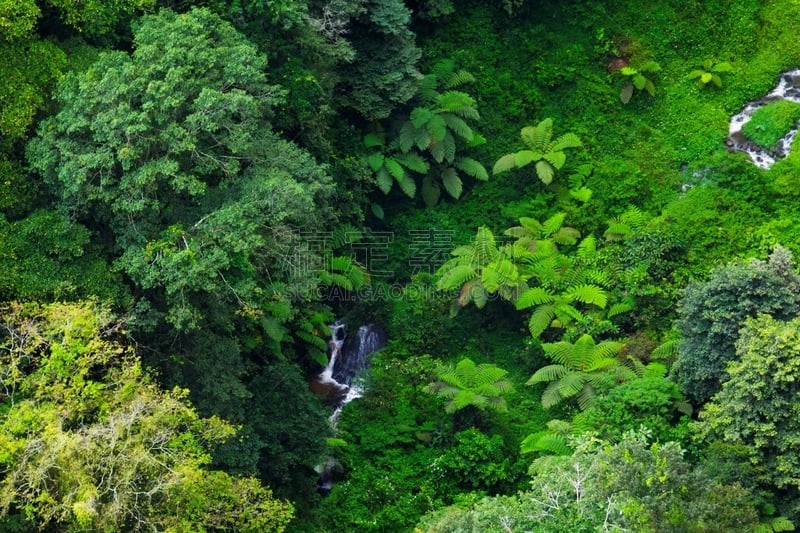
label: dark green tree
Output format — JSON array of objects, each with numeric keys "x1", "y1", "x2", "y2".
[{"x1": 671, "y1": 245, "x2": 800, "y2": 404}]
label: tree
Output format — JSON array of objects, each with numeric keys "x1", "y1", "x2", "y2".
[
  {"x1": 425, "y1": 357, "x2": 514, "y2": 415},
  {"x1": 417, "y1": 432, "x2": 761, "y2": 533},
  {"x1": 0, "y1": 301, "x2": 292, "y2": 532},
  {"x1": 670, "y1": 245, "x2": 800, "y2": 404},
  {"x1": 527, "y1": 333, "x2": 630, "y2": 410},
  {"x1": 336, "y1": 0, "x2": 421, "y2": 120},
  {"x1": 27, "y1": 7, "x2": 337, "y2": 330},
  {"x1": 492, "y1": 118, "x2": 582, "y2": 185},
  {"x1": 695, "y1": 314, "x2": 800, "y2": 518}
]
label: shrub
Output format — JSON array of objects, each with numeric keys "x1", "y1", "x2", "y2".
[{"x1": 742, "y1": 100, "x2": 800, "y2": 150}]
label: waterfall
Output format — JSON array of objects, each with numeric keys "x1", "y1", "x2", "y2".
[{"x1": 313, "y1": 321, "x2": 386, "y2": 494}]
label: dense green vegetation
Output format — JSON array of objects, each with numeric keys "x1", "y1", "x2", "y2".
[{"x1": 3, "y1": 0, "x2": 800, "y2": 531}]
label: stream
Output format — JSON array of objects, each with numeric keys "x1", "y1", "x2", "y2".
[{"x1": 727, "y1": 68, "x2": 800, "y2": 168}]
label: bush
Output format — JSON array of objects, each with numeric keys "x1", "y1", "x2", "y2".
[{"x1": 742, "y1": 100, "x2": 800, "y2": 150}]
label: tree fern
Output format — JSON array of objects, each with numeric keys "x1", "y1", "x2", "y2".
[
  {"x1": 426, "y1": 357, "x2": 514, "y2": 414},
  {"x1": 441, "y1": 167, "x2": 462, "y2": 200}
]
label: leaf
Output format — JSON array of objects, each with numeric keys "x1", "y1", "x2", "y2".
[
  {"x1": 455, "y1": 157, "x2": 489, "y2": 180},
  {"x1": 640, "y1": 60, "x2": 661, "y2": 72},
  {"x1": 366, "y1": 152, "x2": 384, "y2": 172},
  {"x1": 570, "y1": 187, "x2": 592, "y2": 203},
  {"x1": 397, "y1": 174, "x2": 416, "y2": 198},
  {"x1": 620, "y1": 66, "x2": 637, "y2": 76},
  {"x1": 375, "y1": 167, "x2": 393, "y2": 194},
  {"x1": 565, "y1": 285, "x2": 608, "y2": 308},
  {"x1": 712, "y1": 61, "x2": 733, "y2": 73},
  {"x1": 542, "y1": 212, "x2": 566, "y2": 236},
  {"x1": 442, "y1": 113, "x2": 474, "y2": 141},
  {"x1": 410, "y1": 107, "x2": 434, "y2": 128},
  {"x1": 363, "y1": 132, "x2": 384, "y2": 148},
  {"x1": 700, "y1": 72, "x2": 712, "y2": 84},
  {"x1": 493, "y1": 153, "x2": 518, "y2": 174},
  {"x1": 384, "y1": 157, "x2": 405, "y2": 181},
  {"x1": 441, "y1": 167, "x2": 463, "y2": 199},
  {"x1": 620, "y1": 83, "x2": 633, "y2": 104},
  {"x1": 370, "y1": 202, "x2": 384, "y2": 219},
  {"x1": 551, "y1": 132, "x2": 583, "y2": 151},
  {"x1": 535, "y1": 160, "x2": 555, "y2": 184},
  {"x1": 528, "y1": 304, "x2": 556, "y2": 338},
  {"x1": 515, "y1": 287, "x2": 555, "y2": 309},
  {"x1": 644, "y1": 79, "x2": 656, "y2": 96},
  {"x1": 426, "y1": 114, "x2": 448, "y2": 142},
  {"x1": 687, "y1": 69, "x2": 704, "y2": 80},
  {"x1": 395, "y1": 152, "x2": 428, "y2": 174},
  {"x1": 633, "y1": 73, "x2": 647, "y2": 90},
  {"x1": 515, "y1": 150, "x2": 540, "y2": 168},
  {"x1": 437, "y1": 263, "x2": 477, "y2": 291},
  {"x1": 711, "y1": 74, "x2": 722, "y2": 87},
  {"x1": 421, "y1": 175, "x2": 441, "y2": 207},
  {"x1": 543, "y1": 150, "x2": 566, "y2": 170},
  {"x1": 527, "y1": 364, "x2": 568, "y2": 385}
]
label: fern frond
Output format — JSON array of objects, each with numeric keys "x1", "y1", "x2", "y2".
[
  {"x1": 515, "y1": 150, "x2": 540, "y2": 168},
  {"x1": 565, "y1": 284, "x2": 608, "y2": 308},
  {"x1": 493, "y1": 153, "x2": 518, "y2": 174},
  {"x1": 541, "y1": 381, "x2": 565, "y2": 409},
  {"x1": 557, "y1": 372, "x2": 586, "y2": 398},
  {"x1": 441, "y1": 131, "x2": 457, "y2": 163},
  {"x1": 436, "y1": 91, "x2": 476, "y2": 114},
  {"x1": 472, "y1": 227, "x2": 498, "y2": 264},
  {"x1": 535, "y1": 160, "x2": 555, "y2": 184},
  {"x1": 543, "y1": 150, "x2": 566, "y2": 169},
  {"x1": 607, "y1": 297, "x2": 635, "y2": 318},
  {"x1": 515, "y1": 287, "x2": 555, "y2": 310},
  {"x1": 363, "y1": 132, "x2": 385, "y2": 148},
  {"x1": 442, "y1": 113, "x2": 474, "y2": 141},
  {"x1": 366, "y1": 152, "x2": 385, "y2": 172},
  {"x1": 529, "y1": 304, "x2": 556, "y2": 338},
  {"x1": 426, "y1": 114, "x2": 448, "y2": 142},
  {"x1": 437, "y1": 263, "x2": 477, "y2": 291},
  {"x1": 550, "y1": 132, "x2": 583, "y2": 151},
  {"x1": 521, "y1": 119, "x2": 553, "y2": 150},
  {"x1": 455, "y1": 157, "x2": 489, "y2": 180},
  {"x1": 651, "y1": 339, "x2": 680, "y2": 361},
  {"x1": 520, "y1": 432, "x2": 572, "y2": 456},
  {"x1": 416, "y1": 73, "x2": 439, "y2": 104},
  {"x1": 441, "y1": 167, "x2": 463, "y2": 199},
  {"x1": 397, "y1": 174, "x2": 416, "y2": 198},
  {"x1": 375, "y1": 167, "x2": 393, "y2": 194},
  {"x1": 396, "y1": 121, "x2": 418, "y2": 153},
  {"x1": 542, "y1": 212, "x2": 567, "y2": 237},
  {"x1": 384, "y1": 157, "x2": 406, "y2": 182}
]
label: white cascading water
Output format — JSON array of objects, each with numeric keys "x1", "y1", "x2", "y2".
[
  {"x1": 728, "y1": 68, "x2": 800, "y2": 168},
  {"x1": 314, "y1": 320, "x2": 386, "y2": 494}
]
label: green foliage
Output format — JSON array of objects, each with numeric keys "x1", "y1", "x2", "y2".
[
  {"x1": 688, "y1": 59, "x2": 733, "y2": 89},
  {"x1": 419, "y1": 432, "x2": 761, "y2": 532},
  {"x1": 527, "y1": 333, "x2": 629, "y2": 410},
  {"x1": 0, "y1": 301, "x2": 292, "y2": 532},
  {"x1": 695, "y1": 314, "x2": 800, "y2": 517},
  {"x1": 573, "y1": 374, "x2": 691, "y2": 444},
  {"x1": 425, "y1": 357, "x2": 514, "y2": 414},
  {"x1": 618, "y1": 60, "x2": 661, "y2": 104},
  {"x1": 0, "y1": 39, "x2": 66, "y2": 143},
  {"x1": 0, "y1": 211, "x2": 125, "y2": 303},
  {"x1": 493, "y1": 118, "x2": 582, "y2": 185},
  {"x1": 432, "y1": 429, "x2": 514, "y2": 492},
  {"x1": 742, "y1": 100, "x2": 800, "y2": 150},
  {"x1": 367, "y1": 58, "x2": 488, "y2": 206},
  {"x1": 337, "y1": 0, "x2": 421, "y2": 120},
  {"x1": 671, "y1": 245, "x2": 800, "y2": 404},
  {"x1": 27, "y1": 7, "x2": 335, "y2": 331}
]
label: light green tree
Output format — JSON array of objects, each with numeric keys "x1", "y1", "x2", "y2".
[{"x1": 0, "y1": 301, "x2": 292, "y2": 532}]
